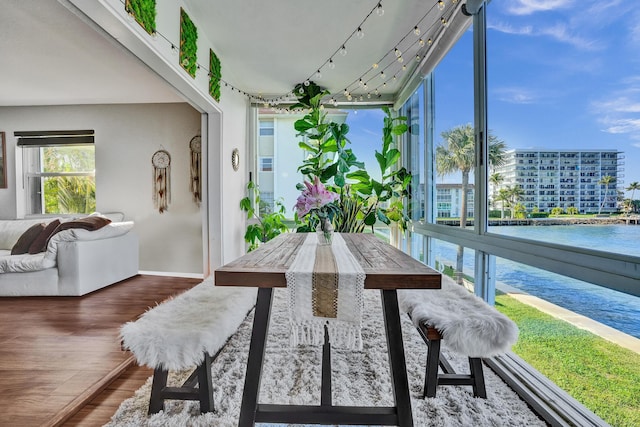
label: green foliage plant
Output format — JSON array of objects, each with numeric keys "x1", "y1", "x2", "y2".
[
  {"x1": 291, "y1": 82, "x2": 411, "y2": 233},
  {"x1": 179, "y1": 8, "x2": 198, "y2": 78},
  {"x1": 550, "y1": 207, "x2": 564, "y2": 216},
  {"x1": 209, "y1": 49, "x2": 222, "y2": 102},
  {"x1": 566, "y1": 206, "x2": 579, "y2": 215},
  {"x1": 125, "y1": 0, "x2": 156, "y2": 34},
  {"x1": 240, "y1": 181, "x2": 288, "y2": 251}
]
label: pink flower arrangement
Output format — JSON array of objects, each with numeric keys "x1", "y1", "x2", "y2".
[{"x1": 294, "y1": 176, "x2": 339, "y2": 218}]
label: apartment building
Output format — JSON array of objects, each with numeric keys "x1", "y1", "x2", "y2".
[{"x1": 492, "y1": 149, "x2": 623, "y2": 214}]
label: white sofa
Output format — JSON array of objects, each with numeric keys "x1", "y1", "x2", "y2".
[{"x1": 0, "y1": 217, "x2": 139, "y2": 296}]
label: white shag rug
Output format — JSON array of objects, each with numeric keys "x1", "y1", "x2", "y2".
[{"x1": 106, "y1": 289, "x2": 546, "y2": 427}]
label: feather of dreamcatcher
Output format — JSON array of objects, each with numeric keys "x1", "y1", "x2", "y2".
[
  {"x1": 152, "y1": 150, "x2": 171, "y2": 213},
  {"x1": 189, "y1": 135, "x2": 201, "y2": 204}
]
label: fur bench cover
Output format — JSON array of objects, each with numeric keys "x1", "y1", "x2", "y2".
[
  {"x1": 120, "y1": 278, "x2": 256, "y2": 371},
  {"x1": 398, "y1": 275, "x2": 518, "y2": 358}
]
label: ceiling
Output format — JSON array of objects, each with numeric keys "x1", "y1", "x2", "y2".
[{"x1": 0, "y1": 0, "x2": 470, "y2": 107}]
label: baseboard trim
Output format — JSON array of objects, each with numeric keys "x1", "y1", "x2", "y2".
[{"x1": 138, "y1": 271, "x2": 205, "y2": 279}]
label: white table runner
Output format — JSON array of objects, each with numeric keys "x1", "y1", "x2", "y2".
[{"x1": 286, "y1": 233, "x2": 365, "y2": 350}]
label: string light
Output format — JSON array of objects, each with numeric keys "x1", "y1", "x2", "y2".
[{"x1": 127, "y1": 0, "x2": 459, "y2": 106}]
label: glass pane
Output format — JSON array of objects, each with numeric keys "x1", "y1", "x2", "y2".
[
  {"x1": 42, "y1": 146, "x2": 95, "y2": 173},
  {"x1": 432, "y1": 22, "x2": 475, "y2": 230},
  {"x1": 431, "y1": 238, "x2": 475, "y2": 290},
  {"x1": 486, "y1": 4, "x2": 636, "y2": 258},
  {"x1": 494, "y1": 256, "x2": 640, "y2": 425},
  {"x1": 43, "y1": 175, "x2": 96, "y2": 214}
]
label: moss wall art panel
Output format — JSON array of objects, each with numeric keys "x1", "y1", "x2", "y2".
[
  {"x1": 125, "y1": 0, "x2": 157, "y2": 35},
  {"x1": 180, "y1": 8, "x2": 198, "y2": 78},
  {"x1": 209, "y1": 49, "x2": 222, "y2": 102}
]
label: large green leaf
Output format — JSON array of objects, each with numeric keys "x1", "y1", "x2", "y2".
[
  {"x1": 346, "y1": 170, "x2": 371, "y2": 183},
  {"x1": 392, "y1": 123, "x2": 408, "y2": 135},
  {"x1": 295, "y1": 119, "x2": 315, "y2": 132}
]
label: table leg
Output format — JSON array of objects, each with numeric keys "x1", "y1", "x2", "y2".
[
  {"x1": 238, "y1": 287, "x2": 273, "y2": 427},
  {"x1": 381, "y1": 289, "x2": 414, "y2": 427}
]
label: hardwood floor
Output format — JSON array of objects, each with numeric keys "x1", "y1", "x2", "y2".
[{"x1": 0, "y1": 274, "x2": 202, "y2": 427}]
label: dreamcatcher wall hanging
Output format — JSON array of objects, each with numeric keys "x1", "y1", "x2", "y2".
[
  {"x1": 189, "y1": 135, "x2": 201, "y2": 205},
  {"x1": 152, "y1": 149, "x2": 171, "y2": 213}
]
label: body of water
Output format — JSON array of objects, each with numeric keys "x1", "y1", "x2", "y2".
[{"x1": 433, "y1": 224, "x2": 640, "y2": 339}]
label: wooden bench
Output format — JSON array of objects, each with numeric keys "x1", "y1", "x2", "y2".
[
  {"x1": 399, "y1": 275, "x2": 518, "y2": 398},
  {"x1": 120, "y1": 279, "x2": 256, "y2": 414}
]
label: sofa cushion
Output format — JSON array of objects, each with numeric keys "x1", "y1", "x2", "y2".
[
  {"x1": 11, "y1": 223, "x2": 46, "y2": 255},
  {"x1": 28, "y1": 219, "x2": 61, "y2": 254}
]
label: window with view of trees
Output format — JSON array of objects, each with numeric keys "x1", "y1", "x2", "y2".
[{"x1": 17, "y1": 130, "x2": 96, "y2": 215}]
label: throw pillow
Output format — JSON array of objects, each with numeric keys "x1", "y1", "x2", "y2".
[
  {"x1": 11, "y1": 223, "x2": 46, "y2": 255},
  {"x1": 28, "y1": 219, "x2": 61, "y2": 254},
  {"x1": 49, "y1": 216, "x2": 112, "y2": 238}
]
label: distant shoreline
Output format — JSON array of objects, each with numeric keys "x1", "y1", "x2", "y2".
[{"x1": 436, "y1": 216, "x2": 640, "y2": 226}]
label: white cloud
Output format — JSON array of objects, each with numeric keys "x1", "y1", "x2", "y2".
[
  {"x1": 506, "y1": 0, "x2": 575, "y2": 16},
  {"x1": 487, "y1": 22, "x2": 533, "y2": 36},
  {"x1": 493, "y1": 87, "x2": 539, "y2": 104},
  {"x1": 600, "y1": 118, "x2": 640, "y2": 134},
  {"x1": 539, "y1": 24, "x2": 601, "y2": 50},
  {"x1": 595, "y1": 97, "x2": 640, "y2": 114}
]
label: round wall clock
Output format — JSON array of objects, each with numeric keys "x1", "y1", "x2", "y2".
[{"x1": 231, "y1": 148, "x2": 240, "y2": 171}]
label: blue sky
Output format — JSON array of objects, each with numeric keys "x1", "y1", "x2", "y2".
[{"x1": 348, "y1": 0, "x2": 640, "y2": 196}]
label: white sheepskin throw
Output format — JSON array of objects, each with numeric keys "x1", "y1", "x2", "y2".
[
  {"x1": 120, "y1": 278, "x2": 256, "y2": 371},
  {"x1": 398, "y1": 275, "x2": 518, "y2": 358}
]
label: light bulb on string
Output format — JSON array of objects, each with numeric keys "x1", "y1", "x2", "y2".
[
  {"x1": 376, "y1": 2, "x2": 384, "y2": 16},
  {"x1": 372, "y1": 63, "x2": 379, "y2": 69},
  {"x1": 416, "y1": 54, "x2": 421, "y2": 61},
  {"x1": 393, "y1": 75, "x2": 397, "y2": 81},
  {"x1": 356, "y1": 27, "x2": 364, "y2": 39},
  {"x1": 344, "y1": 89, "x2": 349, "y2": 96},
  {"x1": 363, "y1": 83, "x2": 368, "y2": 90},
  {"x1": 441, "y1": 17, "x2": 449, "y2": 27},
  {"x1": 437, "y1": 0, "x2": 445, "y2": 11},
  {"x1": 428, "y1": 38, "x2": 433, "y2": 45},
  {"x1": 380, "y1": 71, "x2": 386, "y2": 79},
  {"x1": 394, "y1": 48, "x2": 402, "y2": 57},
  {"x1": 340, "y1": 45, "x2": 347, "y2": 56},
  {"x1": 315, "y1": 70, "x2": 322, "y2": 79},
  {"x1": 299, "y1": 87, "x2": 305, "y2": 94},
  {"x1": 419, "y1": 38, "x2": 425, "y2": 47},
  {"x1": 374, "y1": 89, "x2": 379, "y2": 95},
  {"x1": 304, "y1": 80, "x2": 310, "y2": 86},
  {"x1": 402, "y1": 64, "x2": 407, "y2": 71},
  {"x1": 414, "y1": 26, "x2": 421, "y2": 36},
  {"x1": 347, "y1": 95, "x2": 353, "y2": 101},
  {"x1": 367, "y1": 93, "x2": 371, "y2": 99},
  {"x1": 329, "y1": 59, "x2": 335, "y2": 69},
  {"x1": 397, "y1": 56, "x2": 404, "y2": 63},
  {"x1": 359, "y1": 78, "x2": 364, "y2": 87}
]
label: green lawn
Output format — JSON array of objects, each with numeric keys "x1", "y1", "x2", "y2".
[{"x1": 495, "y1": 294, "x2": 640, "y2": 427}]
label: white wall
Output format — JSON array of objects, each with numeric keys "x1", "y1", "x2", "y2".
[{"x1": 0, "y1": 103, "x2": 203, "y2": 274}]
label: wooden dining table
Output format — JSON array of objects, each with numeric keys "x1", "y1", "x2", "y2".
[{"x1": 215, "y1": 232, "x2": 441, "y2": 427}]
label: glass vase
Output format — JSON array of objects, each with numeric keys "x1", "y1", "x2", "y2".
[{"x1": 316, "y1": 217, "x2": 334, "y2": 246}]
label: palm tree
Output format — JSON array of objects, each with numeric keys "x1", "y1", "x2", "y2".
[
  {"x1": 436, "y1": 124, "x2": 507, "y2": 283},
  {"x1": 489, "y1": 172, "x2": 504, "y2": 211},
  {"x1": 598, "y1": 175, "x2": 616, "y2": 214},
  {"x1": 507, "y1": 185, "x2": 525, "y2": 217},
  {"x1": 626, "y1": 182, "x2": 640, "y2": 212},
  {"x1": 496, "y1": 188, "x2": 511, "y2": 219}
]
